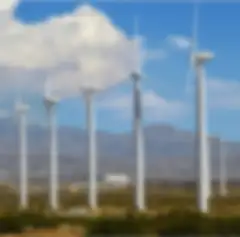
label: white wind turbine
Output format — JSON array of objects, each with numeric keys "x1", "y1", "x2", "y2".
[
  {"x1": 83, "y1": 88, "x2": 98, "y2": 210},
  {"x1": 78, "y1": 16, "x2": 146, "y2": 211},
  {"x1": 43, "y1": 81, "x2": 60, "y2": 211},
  {"x1": 185, "y1": 1, "x2": 214, "y2": 213},
  {"x1": 15, "y1": 98, "x2": 29, "y2": 210},
  {"x1": 81, "y1": 15, "x2": 148, "y2": 210},
  {"x1": 194, "y1": 51, "x2": 214, "y2": 213},
  {"x1": 131, "y1": 17, "x2": 146, "y2": 211}
]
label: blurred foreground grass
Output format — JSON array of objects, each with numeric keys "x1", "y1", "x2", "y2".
[
  {"x1": 0, "y1": 183, "x2": 240, "y2": 216},
  {"x1": 0, "y1": 184, "x2": 240, "y2": 235}
]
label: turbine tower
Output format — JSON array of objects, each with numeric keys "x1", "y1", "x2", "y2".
[
  {"x1": 132, "y1": 17, "x2": 145, "y2": 211},
  {"x1": 83, "y1": 88, "x2": 98, "y2": 210},
  {"x1": 15, "y1": 100, "x2": 29, "y2": 210},
  {"x1": 44, "y1": 91, "x2": 59, "y2": 211},
  {"x1": 219, "y1": 139, "x2": 227, "y2": 197},
  {"x1": 194, "y1": 51, "x2": 214, "y2": 213},
  {"x1": 185, "y1": 1, "x2": 212, "y2": 212}
]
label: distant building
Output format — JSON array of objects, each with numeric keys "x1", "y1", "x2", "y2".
[{"x1": 103, "y1": 173, "x2": 131, "y2": 187}]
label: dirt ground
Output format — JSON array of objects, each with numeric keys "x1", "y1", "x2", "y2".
[{"x1": 0, "y1": 225, "x2": 84, "y2": 237}]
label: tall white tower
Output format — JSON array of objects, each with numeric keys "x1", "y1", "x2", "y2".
[
  {"x1": 194, "y1": 51, "x2": 214, "y2": 213},
  {"x1": 44, "y1": 96, "x2": 59, "y2": 211},
  {"x1": 84, "y1": 89, "x2": 97, "y2": 210},
  {"x1": 131, "y1": 16, "x2": 145, "y2": 211},
  {"x1": 15, "y1": 100, "x2": 29, "y2": 210},
  {"x1": 132, "y1": 72, "x2": 145, "y2": 211}
]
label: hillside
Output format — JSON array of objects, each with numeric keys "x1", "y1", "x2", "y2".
[{"x1": 0, "y1": 119, "x2": 239, "y2": 183}]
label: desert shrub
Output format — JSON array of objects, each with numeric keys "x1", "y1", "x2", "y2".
[
  {"x1": 3, "y1": 209, "x2": 240, "y2": 235},
  {"x1": 0, "y1": 215, "x2": 23, "y2": 233},
  {"x1": 157, "y1": 210, "x2": 240, "y2": 235},
  {"x1": 66, "y1": 210, "x2": 240, "y2": 236},
  {"x1": 86, "y1": 216, "x2": 145, "y2": 236},
  {"x1": 212, "y1": 217, "x2": 240, "y2": 234},
  {"x1": 16, "y1": 212, "x2": 60, "y2": 228},
  {"x1": 155, "y1": 208, "x2": 212, "y2": 236}
]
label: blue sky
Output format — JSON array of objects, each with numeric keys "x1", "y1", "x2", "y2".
[{"x1": 3, "y1": 0, "x2": 240, "y2": 141}]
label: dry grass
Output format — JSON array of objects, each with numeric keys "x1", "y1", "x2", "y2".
[
  {"x1": 0, "y1": 225, "x2": 85, "y2": 237},
  {"x1": 0, "y1": 184, "x2": 240, "y2": 216}
]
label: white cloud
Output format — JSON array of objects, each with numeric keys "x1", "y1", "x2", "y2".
[
  {"x1": 0, "y1": 66, "x2": 47, "y2": 93},
  {"x1": 0, "y1": 0, "x2": 17, "y2": 12},
  {"x1": 0, "y1": 3, "x2": 138, "y2": 98},
  {"x1": 0, "y1": 2, "x2": 197, "y2": 108},
  {"x1": 45, "y1": 70, "x2": 81, "y2": 99},
  {"x1": 167, "y1": 35, "x2": 192, "y2": 50},
  {"x1": 99, "y1": 90, "x2": 187, "y2": 121},
  {"x1": 208, "y1": 78, "x2": 240, "y2": 110}
]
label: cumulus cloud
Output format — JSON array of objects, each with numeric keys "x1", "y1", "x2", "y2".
[
  {"x1": 0, "y1": 2, "x2": 184, "y2": 104},
  {"x1": 0, "y1": 66, "x2": 47, "y2": 94},
  {"x1": 99, "y1": 90, "x2": 187, "y2": 121},
  {"x1": 0, "y1": 3, "x2": 139, "y2": 99},
  {"x1": 208, "y1": 78, "x2": 240, "y2": 110},
  {"x1": 167, "y1": 35, "x2": 192, "y2": 50},
  {"x1": 0, "y1": 0, "x2": 17, "y2": 12},
  {"x1": 45, "y1": 70, "x2": 81, "y2": 99}
]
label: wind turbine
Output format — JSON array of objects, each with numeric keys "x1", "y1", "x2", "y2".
[
  {"x1": 185, "y1": 1, "x2": 214, "y2": 213},
  {"x1": 131, "y1": 17, "x2": 146, "y2": 211},
  {"x1": 43, "y1": 82, "x2": 60, "y2": 211},
  {"x1": 219, "y1": 138, "x2": 227, "y2": 197},
  {"x1": 82, "y1": 88, "x2": 98, "y2": 210},
  {"x1": 194, "y1": 51, "x2": 214, "y2": 213},
  {"x1": 15, "y1": 98, "x2": 29, "y2": 210}
]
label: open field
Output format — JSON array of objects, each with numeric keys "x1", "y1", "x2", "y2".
[
  {"x1": 0, "y1": 183, "x2": 240, "y2": 216},
  {"x1": 0, "y1": 228, "x2": 83, "y2": 237},
  {"x1": 0, "y1": 184, "x2": 240, "y2": 236}
]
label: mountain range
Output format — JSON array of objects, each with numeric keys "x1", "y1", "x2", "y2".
[{"x1": 0, "y1": 119, "x2": 239, "y2": 185}]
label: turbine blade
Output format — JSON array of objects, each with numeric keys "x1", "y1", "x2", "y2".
[
  {"x1": 44, "y1": 80, "x2": 51, "y2": 98},
  {"x1": 16, "y1": 90, "x2": 23, "y2": 107},
  {"x1": 184, "y1": 0, "x2": 200, "y2": 96},
  {"x1": 185, "y1": 67, "x2": 194, "y2": 94},
  {"x1": 192, "y1": 0, "x2": 200, "y2": 52},
  {"x1": 133, "y1": 15, "x2": 143, "y2": 74}
]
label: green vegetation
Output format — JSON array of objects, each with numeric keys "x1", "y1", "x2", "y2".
[
  {"x1": 2, "y1": 209, "x2": 240, "y2": 235},
  {"x1": 1, "y1": 187, "x2": 240, "y2": 214},
  {"x1": 0, "y1": 185, "x2": 240, "y2": 235}
]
